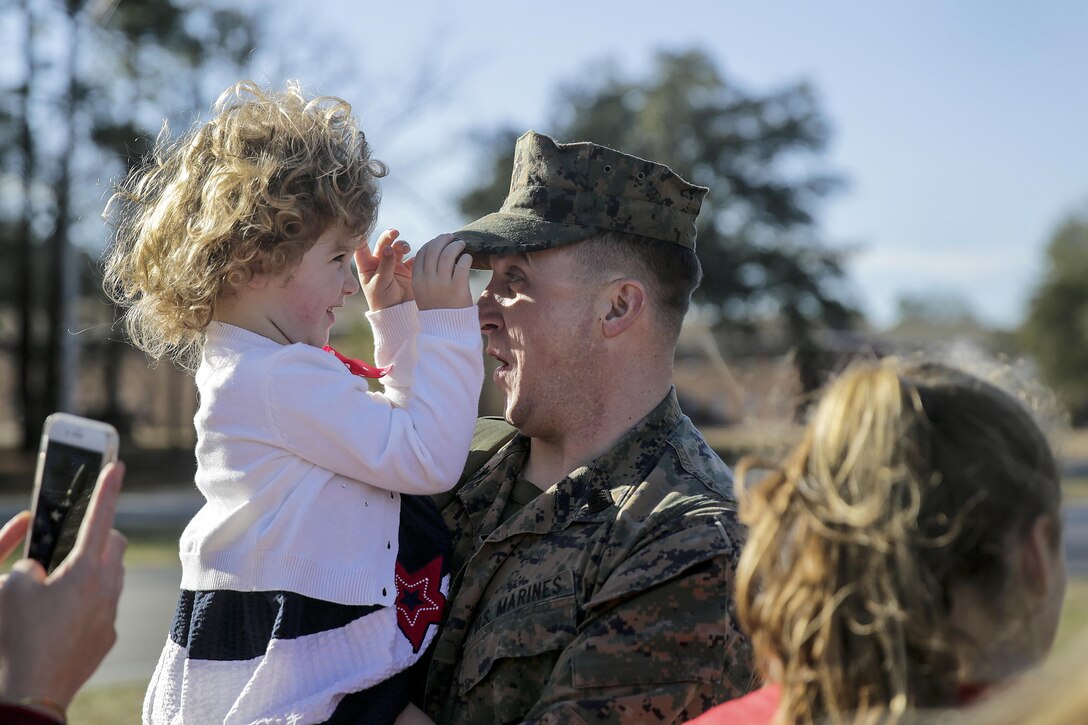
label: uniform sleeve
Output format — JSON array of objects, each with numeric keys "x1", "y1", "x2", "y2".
[
  {"x1": 264, "y1": 305, "x2": 484, "y2": 495},
  {"x1": 523, "y1": 518, "x2": 756, "y2": 724}
]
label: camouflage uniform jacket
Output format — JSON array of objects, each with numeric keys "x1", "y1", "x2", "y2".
[{"x1": 424, "y1": 390, "x2": 755, "y2": 724}]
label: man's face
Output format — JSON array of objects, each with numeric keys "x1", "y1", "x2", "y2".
[{"x1": 478, "y1": 246, "x2": 603, "y2": 437}]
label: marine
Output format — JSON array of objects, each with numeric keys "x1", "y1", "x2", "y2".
[{"x1": 423, "y1": 131, "x2": 756, "y2": 724}]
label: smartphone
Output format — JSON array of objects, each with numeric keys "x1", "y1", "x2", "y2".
[{"x1": 25, "y1": 413, "x2": 120, "y2": 573}]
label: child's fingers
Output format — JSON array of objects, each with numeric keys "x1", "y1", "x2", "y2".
[
  {"x1": 450, "y1": 253, "x2": 473, "y2": 303},
  {"x1": 375, "y1": 228, "x2": 400, "y2": 246},
  {"x1": 373, "y1": 229, "x2": 401, "y2": 258},
  {"x1": 354, "y1": 244, "x2": 377, "y2": 273},
  {"x1": 395, "y1": 256, "x2": 416, "y2": 281},
  {"x1": 411, "y1": 241, "x2": 433, "y2": 276},
  {"x1": 359, "y1": 229, "x2": 401, "y2": 280},
  {"x1": 365, "y1": 243, "x2": 396, "y2": 289},
  {"x1": 393, "y1": 239, "x2": 411, "y2": 263},
  {"x1": 453, "y1": 252, "x2": 473, "y2": 285},
  {"x1": 0, "y1": 510, "x2": 31, "y2": 561},
  {"x1": 375, "y1": 243, "x2": 396, "y2": 280},
  {"x1": 436, "y1": 238, "x2": 468, "y2": 276},
  {"x1": 415, "y1": 234, "x2": 457, "y2": 276},
  {"x1": 390, "y1": 241, "x2": 413, "y2": 280}
]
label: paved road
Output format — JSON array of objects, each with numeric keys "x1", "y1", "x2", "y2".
[
  {"x1": 0, "y1": 490, "x2": 200, "y2": 690},
  {"x1": 1063, "y1": 503, "x2": 1088, "y2": 576},
  {"x1": 89, "y1": 565, "x2": 180, "y2": 688},
  {"x1": 84, "y1": 501, "x2": 1088, "y2": 690},
  {"x1": 4, "y1": 490, "x2": 1088, "y2": 689}
]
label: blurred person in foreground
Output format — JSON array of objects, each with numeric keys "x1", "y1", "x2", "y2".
[
  {"x1": 0, "y1": 461, "x2": 127, "y2": 724},
  {"x1": 689, "y1": 358, "x2": 1066, "y2": 724},
  {"x1": 944, "y1": 624, "x2": 1088, "y2": 725},
  {"x1": 421, "y1": 131, "x2": 754, "y2": 724}
]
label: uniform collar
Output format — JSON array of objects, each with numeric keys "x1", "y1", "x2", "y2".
[{"x1": 457, "y1": 389, "x2": 685, "y2": 540}]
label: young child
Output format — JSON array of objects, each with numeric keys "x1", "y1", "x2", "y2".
[{"x1": 103, "y1": 81, "x2": 483, "y2": 724}]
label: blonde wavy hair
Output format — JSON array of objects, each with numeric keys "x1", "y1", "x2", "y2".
[
  {"x1": 735, "y1": 358, "x2": 1061, "y2": 724},
  {"x1": 103, "y1": 80, "x2": 387, "y2": 370}
]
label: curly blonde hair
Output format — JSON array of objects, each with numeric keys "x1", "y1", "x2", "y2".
[
  {"x1": 735, "y1": 358, "x2": 1061, "y2": 724},
  {"x1": 103, "y1": 80, "x2": 387, "y2": 370}
]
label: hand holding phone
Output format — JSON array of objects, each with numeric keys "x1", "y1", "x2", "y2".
[
  {"x1": 26, "y1": 414, "x2": 119, "y2": 573},
  {"x1": 0, "y1": 460, "x2": 127, "y2": 715}
]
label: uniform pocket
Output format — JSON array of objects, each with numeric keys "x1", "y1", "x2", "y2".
[
  {"x1": 459, "y1": 569, "x2": 577, "y2": 695},
  {"x1": 570, "y1": 556, "x2": 734, "y2": 689}
]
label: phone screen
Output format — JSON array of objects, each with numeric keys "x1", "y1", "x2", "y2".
[{"x1": 27, "y1": 439, "x2": 104, "y2": 573}]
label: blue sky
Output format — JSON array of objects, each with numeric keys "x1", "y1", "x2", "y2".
[{"x1": 256, "y1": 0, "x2": 1088, "y2": 329}]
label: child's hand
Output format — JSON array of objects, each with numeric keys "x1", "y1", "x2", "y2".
[
  {"x1": 356, "y1": 229, "x2": 413, "y2": 312},
  {"x1": 411, "y1": 234, "x2": 473, "y2": 311}
]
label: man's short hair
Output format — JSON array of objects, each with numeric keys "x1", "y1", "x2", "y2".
[{"x1": 571, "y1": 230, "x2": 703, "y2": 340}]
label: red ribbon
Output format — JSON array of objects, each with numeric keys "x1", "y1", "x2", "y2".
[{"x1": 323, "y1": 346, "x2": 388, "y2": 379}]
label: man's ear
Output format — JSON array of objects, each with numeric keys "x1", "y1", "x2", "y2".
[
  {"x1": 1019, "y1": 513, "x2": 1061, "y2": 598},
  {"x1": 600, "y1": 279, "x2": 645, "y2": 339}
]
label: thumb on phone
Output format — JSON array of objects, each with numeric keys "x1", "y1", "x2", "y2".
[{"x1": 9, "y1": 557, "x2": 47, "y2": 582}]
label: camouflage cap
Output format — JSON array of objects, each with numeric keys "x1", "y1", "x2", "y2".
[{"x1": 456, "y1": 131, "x2": 708, "y2": 266}]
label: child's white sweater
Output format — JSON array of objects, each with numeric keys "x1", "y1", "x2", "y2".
[{"x1": 179, "y1": 301, "x2": 483, "y2": 606}]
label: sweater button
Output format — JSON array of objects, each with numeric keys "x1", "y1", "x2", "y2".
[
  {"x1": 387, "y1": 541, "x2": 391, "y2": 549},
  {"x1": 382, "y1": 587, "x2": 387, "y2": 597}
]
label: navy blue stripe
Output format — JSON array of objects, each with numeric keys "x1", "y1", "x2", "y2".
[
  {"x1": 170, "y1": 589, "x2": 383, "y2": 661},
  {"x1": 321, "y1": 664, "x2": 415, "y2": 725},
  {"x1": 399, "y1": 495, "x2": 450, "y2": 575},
  {"x1": 169, "y1": 495, "x2": 449, "y2": 663}
]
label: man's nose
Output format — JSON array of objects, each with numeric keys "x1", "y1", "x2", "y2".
[{"x1": 478, "y1": 288, "x2": 500, "y2": 334}]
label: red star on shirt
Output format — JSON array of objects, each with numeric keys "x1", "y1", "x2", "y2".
[{"x1": 395, "y1": 556, "x2": 446, "y2": 653}]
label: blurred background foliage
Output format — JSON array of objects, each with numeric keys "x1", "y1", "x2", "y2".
[
  {"x1": 3, "y1": 5, "x2": 1088, "y2": 721},
  {"x1": 461, "y1": 49, "x2": 858, "y2": 339},
  {"x1": 1, "y1": 0, "x2": 255, "y2": 449},
  {"x1": 1, "y1": 0, "x2": 1087, "y2": 455},
  {"x1": 1022, "y1": 211, "x2": 1088, "y2": 422}
]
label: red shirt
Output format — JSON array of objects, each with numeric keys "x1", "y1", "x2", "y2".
[
  {"x1": 687, "y1": 684, "x2": 781, "y2": 724},
  {"x1": 687, "y1": 681, "x2": 993, "y2": 723}
]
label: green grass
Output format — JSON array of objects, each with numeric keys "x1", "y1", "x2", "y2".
[
  {"x1": 2, "y1": 533, "x2": 181, "y2": 570},
  {"x1": 1054, "y1": 576, "x2": 1088, "y2": 649},
  {"x1": 119, "y1": 532, "x2": 182, "y2": 567},
  {"x1": 70, "y1": 682, "x2": 146, "y2": 724}
]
